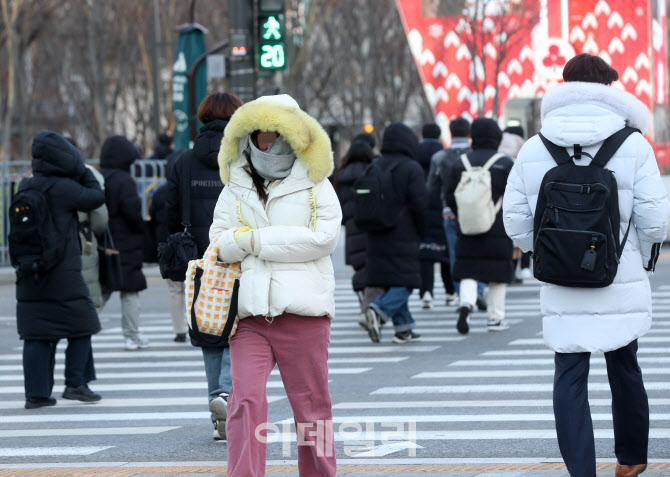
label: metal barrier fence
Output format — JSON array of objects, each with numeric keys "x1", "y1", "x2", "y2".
[{"x1": 0, "y1": 159, "x2": 167, "y2": 266}]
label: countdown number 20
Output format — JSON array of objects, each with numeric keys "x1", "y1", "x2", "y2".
[{"x1": 260, "y1": 45, "x2": 285, "y2": 68}]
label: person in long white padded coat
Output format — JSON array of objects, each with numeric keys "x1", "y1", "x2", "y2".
[
  {"x1": 503, "y1": 54, "x2": 670, "y2": 477},
  {"x1": 209, "y1": 94, "x2": 340, "y2": 477}
]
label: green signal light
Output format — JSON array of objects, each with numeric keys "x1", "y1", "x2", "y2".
[
  {"x1": 260, "y1": 44, "x2": 285, "y2": 68},
  {"x1": 263, "y1": 16, "x2": 282, "y2": 40}
]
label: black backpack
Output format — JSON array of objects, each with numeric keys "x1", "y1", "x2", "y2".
[
  {"x1": 158, "y1": 156, "x2": 199, "y2": 281},
  {"x1": 353, "y1": 161, "x2": 401, "y2": 231},
  {"x1": 533, "y1": 127, "x2": 639, "y2": 288},
  {"x1": 8, "y1": 181, "x2": 64, "y2": 277}
]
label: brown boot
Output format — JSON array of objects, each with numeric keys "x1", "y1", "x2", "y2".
[{"x1": 615, "y1": 464, "x2": 647, "y2": 477}]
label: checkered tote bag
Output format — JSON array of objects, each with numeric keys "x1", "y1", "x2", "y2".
[{"x1": 185, "y1": 244, "x2": 241, "y2": 338}]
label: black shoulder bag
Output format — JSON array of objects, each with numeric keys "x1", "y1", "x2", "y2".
[{"x1": 158, "y1": 157, "x2": 199, "y2": 281}]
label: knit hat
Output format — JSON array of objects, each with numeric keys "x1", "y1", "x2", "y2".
[
  {"x1": 470, "y1": 118, "x2": 503, "y2": 150},
  {"x1": 503, "y1": 126, "x2": 524, "y2": 139},
  {"x1": 422, "y1": 123, "x2": 441, "y2": 139}
]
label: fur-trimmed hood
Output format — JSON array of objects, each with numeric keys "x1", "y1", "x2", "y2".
[
  {"x1": 540, "y1": 81, "x2": 650, "y2": 147},
  {"x1": 217, "y1": 95, "x2": 333, "y2": 185}
]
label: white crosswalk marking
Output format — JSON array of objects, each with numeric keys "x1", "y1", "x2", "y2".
[{"x1": 3, "y1": 272, "x2": 669, "y2": 462}]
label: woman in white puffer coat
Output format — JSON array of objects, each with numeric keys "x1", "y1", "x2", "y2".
[
  {"x1": 209, "y1": 94, "x2": 340, "y2": 477},
  {"x1": 503, "y1": 54, "x2": 670, "y2": 477}
]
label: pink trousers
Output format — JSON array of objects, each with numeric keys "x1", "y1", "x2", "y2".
[{"x1": 226, "y1": 313, "x2": 336, "y2": 477}]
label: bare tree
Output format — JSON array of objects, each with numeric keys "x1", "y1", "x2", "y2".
[{"x1": 456, "y1": 0, "x2": 540, "y2": 117}]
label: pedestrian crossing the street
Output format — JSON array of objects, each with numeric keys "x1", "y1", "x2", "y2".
[{"x1": 2, "y1": 273, "x2": 669, "y2": 463}]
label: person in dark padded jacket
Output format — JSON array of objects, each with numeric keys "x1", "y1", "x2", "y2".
[
  {"x1": 362, "y1": 123, "x2": 428, "y2": 345},
  {"x1": 18, "y1": 131, "x2": 106, "y2": 409},
  {"x1": 100, "y1": 135, "x2": 149, "y2": 351},
  {"x1": 166, "y1": 91, "x2": 243, "y2": 440}
]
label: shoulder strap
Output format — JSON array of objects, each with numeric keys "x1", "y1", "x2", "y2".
[
  {"x1": 591, "y1": 127, "x2": 640, "y2": 168},
  {"x1": 181, "y1": 156, "x2": 192, "y2": 229},
  {"x1": 459, "y1": 153, "x2": 472, "y2": 171},
  {"x1": 482, "y1": 152, "x2": 505, "y2": 171},
  {"x1": 538, "y1": 133, "x2": 572, "y2": 166}
]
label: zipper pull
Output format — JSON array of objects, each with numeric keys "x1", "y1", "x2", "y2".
[{"x1": 554, "y1": 208, "x2": 559, "y2": 224}]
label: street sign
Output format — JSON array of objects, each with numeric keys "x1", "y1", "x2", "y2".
[{"x1": 207, "y1": 54, "x2": 226, "y2": 79}]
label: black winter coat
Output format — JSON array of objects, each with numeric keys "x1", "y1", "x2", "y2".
[
  {"x1": 100, "y1": 136, "x2": 147, "y2": 292},
  {"x1": 445, "y1": 148, "x2": 514, "y2": 283},
  {"x1": 334, "y1": 161, "x2": 369, "y2": 290},
  {"x1": 149, "y1": 184, "x2": 169, "y2": 244},
  {"x1": 416, "y1": 139, "x2": 448, "y2": 263},
  {"x1": 166, "y1": 120, "x2": 226, "y2": 258},
  {"x1": 366, "y1": 124, "x2": 428, "y2": 289},
  {"x1": 16, "y1": 131, "x2": 106, "y2": 340}
]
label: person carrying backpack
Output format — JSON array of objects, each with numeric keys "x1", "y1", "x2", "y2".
[
  {"x1": 14, "y1": 131, "x2": 106, "y2": 409},
  {"x1": 445, "y1": 118, "x2": 514, "y2": 334},
  {"x1": 503, "y1": 53, "x2": 670, "y2": 477},
  {"x1": 357, "y1": 123, "x2": 428, "y2": 344}
]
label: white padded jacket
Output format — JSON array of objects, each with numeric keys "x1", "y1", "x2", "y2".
[
  {"x1": 209, "y1": 95, "x2": 342, "y2": 320},
  {"x1": 503, "y1": 81, "x2": 670, "y2": 353}
]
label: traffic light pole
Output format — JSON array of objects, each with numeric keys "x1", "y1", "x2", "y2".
[{"x1": 230, "y1": 0, "x2": 256, "y2": 102}]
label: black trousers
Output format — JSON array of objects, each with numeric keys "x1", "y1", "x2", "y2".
[
  {"x1": 23, "y1": 336, "x2": 96, "y2": 398},
  {"x1": 554, "y1": 340, "x2": 649, "y2": 477},
  {"x1": 420, "y1": 260, "x2": 455, "y2": 296}
]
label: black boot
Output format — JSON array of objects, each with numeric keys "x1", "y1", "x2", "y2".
[{"x1": 62, "y1": 384, "x2": 102, "y2": 402}]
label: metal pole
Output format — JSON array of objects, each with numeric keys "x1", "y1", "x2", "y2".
[
  {"x1": 186, "y1": 40, "x2": 230, "y2": 141},
  {"x1": 230, "y1": 0, "x2": 256, "y2": 102},
  {"x1": 151, "y1": 0, "x2": 161, "y2": 143}
]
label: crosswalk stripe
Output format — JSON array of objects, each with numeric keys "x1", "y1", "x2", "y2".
[
  {"x1": 0, "y1": 382, "x2": 288, "y2": 393},
  {"x1": 0, "y1": 427, "x2": 180, "y2": 438},
  {"x1": 449, "y1": 357, "x2": 670, "y2": 366},
  {"x1": 0, "y1": 396, "x2": 286, "y2": 410},
  {"x1": 0, "y1": 447, "x2": 114, "y2": 457},
  {"x1": 482, "y1": 348, "x2": 670, "y2": 356},
  {"x1": 509, "y1": 337, "x2": 670, "y2": 346},
  {"x1": 0, "y1": 367, "x2": 370, "y2": 381},
  {"x1": 277, "y1": 413, "x2": 670, "y2": 424},
  {"x1": 0, "y1": 412, "x2": 213, "y2": 424},
  {"x1": 332, "y1": 398, "x2": 670, "y2": 409},
  {"x1": 412, "y1": 368, "x2": 670, "y2": 378},
  {"x1": 371, "y1": 382, "x2": 670, "y2": 394}
]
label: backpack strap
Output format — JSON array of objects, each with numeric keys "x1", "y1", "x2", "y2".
[
  {"x1": 482, "y1": 152, "x2": 505, "y2": 171},
  {"x1": 459, "y1": 153, "x2": 472, "y2": 171},
  {"x1": 590, "y1": 127, "x2": 641, "y2": 168},
  {"x1": 538, "y1": 133, "x2": 572, "y2": 165}
]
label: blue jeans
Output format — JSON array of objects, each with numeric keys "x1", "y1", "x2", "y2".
[
  {"x1": 370, "y1": 287, "x2": 415, "y2": 333},
  {"x1": 201, "y1": 347, "x2": 232, "y2": 400},
  {"x1": 444, "y1": 218, "x2": 485, "y2": 296}
]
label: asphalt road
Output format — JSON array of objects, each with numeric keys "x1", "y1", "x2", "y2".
[{"x1": 0, "y1": 234, "x2": 669, "y2": 470}]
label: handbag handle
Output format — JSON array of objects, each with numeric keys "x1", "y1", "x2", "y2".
[{"x1": 103, "y1": 227, "x2": 116, "y2": 251}]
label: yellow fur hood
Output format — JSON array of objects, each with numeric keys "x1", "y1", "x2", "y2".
[{"x1": 218, "y1": 95, "x2": 334, "y2": 184}]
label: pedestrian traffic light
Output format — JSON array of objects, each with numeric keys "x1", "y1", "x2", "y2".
[
  {"x1": 231, "y1": 32, "x2": 247, "y2": 57},
  {"x1": 258, "y1": 1, "x2": 285, "y2": 70}
]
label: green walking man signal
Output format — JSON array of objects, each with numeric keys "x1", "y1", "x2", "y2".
[{"x1": 258, "y1": 13, "x2": 285, "y2": 70}]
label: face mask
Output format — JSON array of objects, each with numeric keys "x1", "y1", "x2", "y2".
[{"x1": 249, "y1": 136, "x2": 297, "y2": 181}]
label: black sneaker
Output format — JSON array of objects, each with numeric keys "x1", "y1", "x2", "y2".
[
  {"x1": 174, "y1": 333, "x2": 187, "y2": 343},
  {"x1": 408, "y1": 331, "x2": 421, "y2": 341},
  {"x1": 62, "y1": 384, "x2": 102, "y2": 402},
  {"x1": 476, "y1": 294, "x2": 488, "y2": 311},
  {"x1": 365, "y1": 308, "x2": 381, "y2": 343},
  {"x1": 25, "y1": 397, "x2": 57, "y2": 409},
  {"x1": 457, "y1": 306, "x2": 471, "y2": 335},
  {"x1": 393, "y1": 331, "x2": 411, "y2": 344}
]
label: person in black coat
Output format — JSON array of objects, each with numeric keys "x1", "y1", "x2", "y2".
[
  {"x1": 166, "y1": 92, "x2": 243, "y2": 441},
  {"x1": 334, "y1": 140, "x2": 374, "y2": 294},
  {"x1": 363, "y1": 123, "x2": 428, "y2": 344},
  {"x1": 17, "y1": 131, "x2": 106, "y2": 408},
  {"x1": 415, "y1": 123, "x2": 455, "y2": 309},
  {"x1": 445, "y1": 118, "x2": 514, "y2": 335},
  {"x1": 100, "y1": 135, "x2": 148, "y2": 351}
]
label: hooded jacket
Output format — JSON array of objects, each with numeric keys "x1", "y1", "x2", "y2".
[
  {"x1": 209, "y1": 95, "x2": 342, "y2": 319},
  {"x1": 166, "y1": 120, "x2": 226, "y2": 257},
  {"x1": 365, "y1": 123, "x2": 428, "y2": 289},
  {"x1": 100, "y1": 135, "x2": 147, "y2": 292},
  {"x1": 503, "y1": 81, "x2": 670, "y2": 353},
  {"x1": 17, "y1": 131, "x2": 105, "y2": 340}
]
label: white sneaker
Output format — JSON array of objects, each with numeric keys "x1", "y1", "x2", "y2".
[
  {"x1": 209, "y1": 393, "x2": 228, "y2": 440},
  {"x1": 487, "y1": 319, "x2": 510, "y2": 331},
  {"x1": 421, "y1": 291, "x2": 434, "y2": 309},
  {"x1": 445, "y1": 293, "x2": 459, "y2": 306},
  {"x1": 134, "y1": 336, "x2": 150, "y2": 349},
  {"x1": 124, "y1": 338, "x2": 139, "y2": 351},
  {"x1": 519, "y1": 268, "x2": 533, "y2": 280}
]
